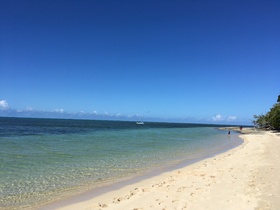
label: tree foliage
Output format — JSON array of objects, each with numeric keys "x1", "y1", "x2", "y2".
[{"x1": 253, "y1": 95, "x2": 280, "y2": 130}]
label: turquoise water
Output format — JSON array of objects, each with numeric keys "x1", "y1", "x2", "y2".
[{"x1": 0, "y1": 117, "x2": 242, "y2": 209}]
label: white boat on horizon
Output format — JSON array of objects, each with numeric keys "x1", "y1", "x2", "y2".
[{"x1": 136, "y1": 120, "x2": 144, "y2": 125}]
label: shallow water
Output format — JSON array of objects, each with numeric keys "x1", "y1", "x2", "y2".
[{"x1": 0, "y1": 117, "x2": 241, "y2": 209}]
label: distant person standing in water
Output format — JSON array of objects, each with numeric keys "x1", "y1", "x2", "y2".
[{"x1": 228, "y1": 130, "x2": 231, "y2": 136}]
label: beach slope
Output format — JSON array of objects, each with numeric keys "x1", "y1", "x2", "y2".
[{"x1": 54, "y1": 130, "x2": 280, "y2": 210}]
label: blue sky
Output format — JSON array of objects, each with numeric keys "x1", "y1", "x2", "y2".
[{"x1": 1, "y1": 0, "x2": 279, "y2": 124}]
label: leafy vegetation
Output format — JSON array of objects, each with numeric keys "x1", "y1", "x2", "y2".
[{"x1": 253, "y1": 95, "x2": 280, "y2": 130}]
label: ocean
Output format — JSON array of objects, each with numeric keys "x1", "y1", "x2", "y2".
[{"x1": 0, "y1": 117, "x2": 242, "y2": 209}]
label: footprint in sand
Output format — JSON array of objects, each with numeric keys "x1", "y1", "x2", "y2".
[
  {"x1": 98, "y1": 203, "x2": 108, "y2": 208},
  {"x1": 177, "y1": 170, "x2": 183, "y2": 174},
  {"x1": 177, "y1": 186, "x2": 187, "y2": 192},
  {"x1": 112, "y1": 197, "x2": 123, "y2": 204}
]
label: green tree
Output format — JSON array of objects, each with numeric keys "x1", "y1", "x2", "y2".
[
  {"x1": 253, "y1": 95, "x2": 280, "y2": 130},
  {"x1": 253, "y1": 114, "x2": 268, "y2": 128},
  {"x1": 268, "y1": 103, "x2": 280, "y2": 130}
]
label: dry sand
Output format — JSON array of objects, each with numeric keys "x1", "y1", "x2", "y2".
[{"x1": 53, "y1": 129, "x2": 280, "y2": 210}]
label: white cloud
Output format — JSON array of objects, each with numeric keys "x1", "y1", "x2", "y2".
[
  {"x1": 212, "y1": 114, "x2": 238, "y2": 122},
  {"x1": 212, "y1": 114, "x2": 224, "y2": 122},
  {"x1": 227, "y1": 116, "x2": 237, "y2": 121},
  {"x1": 0, "y1": 100, "x2": 8, "y2": 110},
  {"x1": 53, "y1": 109, "x2": 64, "y2": 113},
  {"x1": 26, "y1": 107, "x2": 34, "y2": 111}
]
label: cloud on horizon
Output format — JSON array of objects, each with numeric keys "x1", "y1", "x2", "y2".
[
  {"x1": 52, "y1": 109, "x2": 64, "y2": 113},
  {"x1": 0, "y1": 100, "x2": 140, "y2": 121},
  {"x1": 227, "y1": 116, "x2": 237, "y2": 121},
  {"x1": 212, "y1": 114, "x2": 238, "y2": 123},
  {"x1": 0, "y1": 100, "x2": 248, "y2": 124},
  {"x1": 212, "y1": 114, "x2": 224, "y2": 122},
  {"x1": 0, "y1": 100, "x2": 9, "y2": 110}
]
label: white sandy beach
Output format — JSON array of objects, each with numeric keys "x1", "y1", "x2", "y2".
[{"x1": 53, "y1": 129, "x2": 280, "y2": 210}]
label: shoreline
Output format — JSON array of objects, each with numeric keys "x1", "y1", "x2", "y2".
[
  {"x1": 41, "y1": 128, "x2": 280, "y2": 210},
  {"x1": 39, "y1": 129, "x2": 242, "y2": 210}
]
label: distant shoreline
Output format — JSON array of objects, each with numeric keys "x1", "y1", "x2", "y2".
[{"x1": 218, "y1": 126, "x2": 257, "y2": 134}]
